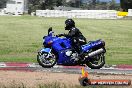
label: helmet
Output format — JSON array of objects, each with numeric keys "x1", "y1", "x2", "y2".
[{"x1": 65, "y1": 19, "x2": 75, "y2": 30}]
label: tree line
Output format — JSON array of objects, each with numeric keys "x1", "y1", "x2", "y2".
[
  {"x1": 28, "y1": 0, "x2": 121, "y2": 13},
  {"x1": 28, "y1": 0, "x2": 66, "y2": 13},
  {"x1": 0, "y1": 0, "x2": 132, "y2": 12}
]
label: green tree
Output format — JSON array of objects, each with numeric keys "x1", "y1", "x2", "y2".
[
  {"x1": 66, "y1": 1, "x2": 75, "y2": 7},
  {"x1": 56, "y1": 0, "x2": 66, "y2": 6},
  {"x1": 80, "y1": 0, "x2": 120, "y2": 10},
  {"x1": 92, "y1": 0, "x2": 96, "y2": 9},
  {"x1": 81, "y1": 0, "x2": 97, "y2": 9},
  {"x1": 109, "y1": 0, "x2": 116, "y2": 9},
  {"x1": 0, "y1": 0, "x2": 7, "y2": 8},
  {"x1": 120, "y1": 0, "x2": 132, "y2": 11},
  {"x1": 28, "y1": 0, "x2": 56, "y2": 13},
  {"x1": 28, "y1": 0, "x2": 66, "y2": 13},
  {"x1": 96, "y1": 2, "x2": 108, "y2": 10},
  {"x1": 28, "y1": 0, "x2": 41, "y2": 13}
]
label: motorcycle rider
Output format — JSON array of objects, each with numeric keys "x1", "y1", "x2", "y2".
[{"x1": 57, "y1": 19, "x2": 87, "y2": 56}]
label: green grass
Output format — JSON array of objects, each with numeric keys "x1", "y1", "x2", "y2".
[
  {"x1": 0, "y1": 82, "x2": 129, "y2": 88},
  {"x1": 0, "y1": 16, "x2": 132, "y2": 65}
]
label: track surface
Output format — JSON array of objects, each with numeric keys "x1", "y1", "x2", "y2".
[{"x1": 0, "y1": 62, "x2": 132, "y2": 74}]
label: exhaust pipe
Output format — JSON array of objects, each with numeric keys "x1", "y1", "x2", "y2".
[{"x1": 87, "y1": 48, "x2": 105, "y2": 58}]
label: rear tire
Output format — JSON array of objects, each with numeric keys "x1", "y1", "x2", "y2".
[
  {"x1": 37, "y1": 52, "x2": 56, "y2": 68},
  {"x1": 86, "y1": 53, "x2": 105, "y2": 69}
]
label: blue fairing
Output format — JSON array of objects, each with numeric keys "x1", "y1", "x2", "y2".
[
  {"x1": 52, "y1": 38, "x2": 71, "y2": 52},
  {"x1": 57, "y1": 50, "x2": 76, "y2": 65},
  {"x1": 40, "y1": 48, "x2": 51, "y2": 53},
  {"x1": 44, "y1": 35, "x2": 72, "y2": 53},
  {"x1": 81, "y1": 39, "x2": 104, "y2": 52}
]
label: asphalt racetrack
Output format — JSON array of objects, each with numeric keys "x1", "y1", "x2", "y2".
[{"x1": 0, "y1": 62, "x2": 132, "y2": 75}]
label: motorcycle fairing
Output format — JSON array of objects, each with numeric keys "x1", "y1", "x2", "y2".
[
  {"x1": 81, "y1": 39, "x2": 104, "y2": 52},
  {"x1": 52, "y1": 38, "x2": 72, "y2": 53},
  {"x1": 57, "y1": 50, "x2": 76, "y2": 65}
]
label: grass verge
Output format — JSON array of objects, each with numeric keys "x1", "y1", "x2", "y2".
[
  {"x1": 0, "y1": 82, "x2": 130, "y2": 88},
  {"x1": 0, "y1": 16, "x2": 132, "y2": 65}
]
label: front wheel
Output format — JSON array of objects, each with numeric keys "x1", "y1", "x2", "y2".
[
  {"x1": 86, "y1": 53, "x2": 105, "y2": 69},
  {"x1": 37, "y1": 52, "x2": 56, "y2": 68}
]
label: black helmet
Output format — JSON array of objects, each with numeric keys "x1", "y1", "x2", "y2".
[{"x1": 65, "y1": 19, "x2": 75, "y2": 30}]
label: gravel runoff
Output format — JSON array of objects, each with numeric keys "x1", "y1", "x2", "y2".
[{"x1": 0, "y1": 71, "x2": 132, "y2": 88}]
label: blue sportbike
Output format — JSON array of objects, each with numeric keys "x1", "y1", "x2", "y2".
[{"x1": 37, "y1": 28, "x2": 106, "y2": 69}]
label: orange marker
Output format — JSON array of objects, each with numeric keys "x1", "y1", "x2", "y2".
[{"x1": 81, "y1": 67, "x2": 88, "y2": 77}]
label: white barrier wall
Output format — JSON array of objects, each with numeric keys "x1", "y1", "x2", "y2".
[
  {"x1": 36, "y1": 10, "x2": 117, "y2": 19},
  {"x1": 128, "y1": 9, "x2": 132, "y2": 16},
  {"x1": 6, "y1": 0, "x2": 27, "y2": 15}
]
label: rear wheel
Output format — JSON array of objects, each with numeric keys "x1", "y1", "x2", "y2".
[
  {"x1": 37, "y1": 52, "x2": 56, "y2": 68},
  {"x1": 86, "y1": 53, "x2": 105, "y2": 69}
]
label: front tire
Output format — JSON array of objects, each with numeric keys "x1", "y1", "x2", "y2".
[
  {"x1": 37, "y1": 52, "x2": 56, "y2": 68},
  {"x1": 86, "y1": 53, "x2": 105, "y2": 69}
]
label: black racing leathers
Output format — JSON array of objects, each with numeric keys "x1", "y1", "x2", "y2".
[{"x1": 58, "y1": 27, "x2": 87, "y2": 53}]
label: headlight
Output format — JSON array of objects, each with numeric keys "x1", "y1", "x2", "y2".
[{"x1": 48, "y1": 41, "x2": 53, "y2": 45}]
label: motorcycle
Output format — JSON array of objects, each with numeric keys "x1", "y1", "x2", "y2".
[{"x1": 37, "y1": 27, "x2": 106, "y2": 69}]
